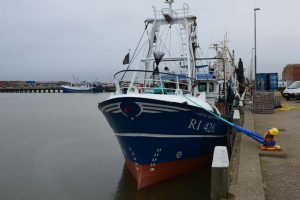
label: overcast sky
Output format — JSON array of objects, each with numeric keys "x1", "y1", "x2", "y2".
[{"x1": 0, "y1": 0, "x2": 299, "y2": 81}]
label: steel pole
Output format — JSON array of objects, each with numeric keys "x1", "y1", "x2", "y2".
[{"x1": 254, "y1": 8, "x2": 260, "y2": 92}]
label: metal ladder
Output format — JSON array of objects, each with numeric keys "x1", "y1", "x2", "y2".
[{"x1": 179, "y1": 26, "x2": 188, "y2": 57}]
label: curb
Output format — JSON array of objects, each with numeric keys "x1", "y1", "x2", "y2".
[{"x1": 228, "y1": 105, "x2": 265, "y2": 200}]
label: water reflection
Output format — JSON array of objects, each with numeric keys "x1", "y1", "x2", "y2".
[{"x1": 114, "y1": 164, "x2": 211, "y2": 200}]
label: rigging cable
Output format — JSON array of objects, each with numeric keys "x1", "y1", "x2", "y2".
[{"x1": 121, "y1": 21, "x2": 150, "y2": 80}]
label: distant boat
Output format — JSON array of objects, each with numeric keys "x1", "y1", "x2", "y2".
[
  {"x1": 98, "y1": 1, "x2": 229, "y2": 190},
  {"x1": 62, "y1": 81, "x2": 103, "y2": 93},
  {"x1": 92, "y1": 84, "x2": 105, "y2": 93}
]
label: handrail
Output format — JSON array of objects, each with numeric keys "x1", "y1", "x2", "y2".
[
  {"x1": 113, "y1": 69, "x2": 195, "y2": 95},
  {"x1": 114, "y1": 69, "x2": 196, "y2": 81}
]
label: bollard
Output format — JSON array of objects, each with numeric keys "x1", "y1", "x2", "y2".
[
  {"x1": 211, "y1": 146, "x2": 229, "y2": 200},
  {"x1": 229, "y1": 109, "x2": 241, "y2": 149},
  {"x1": 233, "y1": 110, "x2": 240, "y2": 125},
  {"x1": 239, "y1": 100, "x2": 244, "y2": 114},
  {"x1": 239, "y1": 100, "x2": 243, "y2": 107}
]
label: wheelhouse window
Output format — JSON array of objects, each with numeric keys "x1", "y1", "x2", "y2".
[
  {"x1": 198, "y1": 83, "x2": 207, "y2": 92},
  {"x1": 209, "y1": 82, "x2": 214, "y2": 92}
]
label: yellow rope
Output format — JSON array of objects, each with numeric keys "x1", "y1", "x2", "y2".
[{"x1": 276, "y1": 91, "x2": 300, "y2": 111}]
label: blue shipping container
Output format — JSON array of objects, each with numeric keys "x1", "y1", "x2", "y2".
[
  {"x1": 267, "y1": 73, "x2": 278, "y2": 91},
  {"x1": 256, "y1": 73, "x2": 267, "y2": 91},
  {"x1": 256, "y1": 73, "x2": 278, "y2": 91}
]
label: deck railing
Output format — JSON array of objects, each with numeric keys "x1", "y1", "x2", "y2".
[{"x1": 114, "y1": 70, "x2": 195, "y2": 95}]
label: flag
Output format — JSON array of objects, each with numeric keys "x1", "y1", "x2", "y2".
[{"x1": 122, "y1": 52, "x2": 130, "y2": 65}]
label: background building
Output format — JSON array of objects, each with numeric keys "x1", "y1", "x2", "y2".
[{"x1": 282, "y1": 64, "x2": 300, "y2": 86}]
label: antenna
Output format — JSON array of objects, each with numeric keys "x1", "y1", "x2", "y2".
[
  {"x1": 165, "y1": 0, "x2": 174, "y2": 9},
  {"x1": 210, "y1": 43, "x2": 220, "y2": 54}
]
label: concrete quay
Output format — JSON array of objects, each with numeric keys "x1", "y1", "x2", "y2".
[
  {"x1": 229, "y1": 98, "x2": 300, "y2": 200},
  {"x1": 0, "y1": 87, "x2": 62, "y2": 93}
]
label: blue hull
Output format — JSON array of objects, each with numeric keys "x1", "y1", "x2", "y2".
[
  {"x1": 99, "y1": 97, "x2": 228, "y2": 165},
  {"x1": 62, "y1": 88, "x2": 93, "y2": 93},
  {"x1": 116, "y1": 135, "x2": 226, "y2": 164}
]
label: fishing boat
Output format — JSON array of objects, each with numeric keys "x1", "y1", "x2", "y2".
[
  {"x1": 195, "y1": 36, "x2": 242, "y2": 113},
  {"x1": 98, "y1": 0, "x2": 228, "y2": 189},
  {"x1": 62, "y1": 80, "x2": 103, "y2": 93}
]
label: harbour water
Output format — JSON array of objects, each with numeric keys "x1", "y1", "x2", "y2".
[{"x1": 0, "y1": 93, "x2": 210, "y2": 200}]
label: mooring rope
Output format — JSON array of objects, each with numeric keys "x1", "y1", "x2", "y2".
[{"x1": 180, "y1": 94, "x2": 276, "y2": 146}]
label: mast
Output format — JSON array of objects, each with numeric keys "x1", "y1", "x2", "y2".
[{"x1": 133, "y1": 1, "x2": 197, "y2": 93}]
